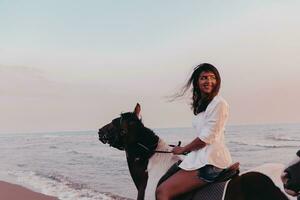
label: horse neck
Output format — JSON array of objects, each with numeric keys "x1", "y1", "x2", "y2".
[
  {"x1": 124, "y1": 126, "x2": 158, "y2": 191},
  {"x1": 136, "y1": 126, "x2": 160, "y2": 158},
  {"x1": 126, "y1": 151, "x2": 148, "y2": 191}
]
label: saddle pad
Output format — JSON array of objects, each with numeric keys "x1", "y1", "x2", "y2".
[{"x1": 192, "y1": 181, "x2": 228, "y2": 200}]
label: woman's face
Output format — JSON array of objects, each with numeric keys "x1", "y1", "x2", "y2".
[{"x1": 198, "y1": 71, "x2": 217, "y2": 95}]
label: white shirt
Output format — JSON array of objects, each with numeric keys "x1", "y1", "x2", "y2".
[{"x1": 179, "y1": 95, "x2": 232, "y2": 170}]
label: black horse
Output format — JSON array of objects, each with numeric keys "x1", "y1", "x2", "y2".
[
  {"x1": 98, "y1": 104, "x2": 291, "y2": 200},
  {"x1": 281, "y1": 150, "x2": 300, "y2": 200}
]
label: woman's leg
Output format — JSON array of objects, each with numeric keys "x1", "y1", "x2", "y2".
[{"x1": 156, "y1": 169, "x2": 206, "y2": 200}]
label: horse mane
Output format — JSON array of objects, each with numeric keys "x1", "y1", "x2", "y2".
[
  {"x1": 121, "y1": 112, "x2": 142, "y2": 124},
  {"x1": 120, "y1": 112, "x2": 157, "y2": 138},
  {"x1": 121, "y1": 112, "x2": 159, "y2": 160}
]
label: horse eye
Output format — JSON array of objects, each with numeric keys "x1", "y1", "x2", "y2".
[{"x1": 296, "y1": 150, "x2": 300, "y2": 157}]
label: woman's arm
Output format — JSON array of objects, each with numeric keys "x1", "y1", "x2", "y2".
[
  {"x1": 172, "y1": 138, "x2": 206, "y2": 155},
  {"x1": 197, "y1": 99, "x2": 228, "y2": 144}
]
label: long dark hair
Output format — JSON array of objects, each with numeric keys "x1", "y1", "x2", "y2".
[{"x1": 174, "y1": 63, "x2": 221, "y2": 115}]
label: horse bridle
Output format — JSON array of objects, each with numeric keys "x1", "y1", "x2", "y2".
[{"x1": 119, "y1": 115, "x2": 128, "y2": 137}]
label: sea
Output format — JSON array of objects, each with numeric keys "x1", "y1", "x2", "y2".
[{"x1": 0, "y1": 124, "x2": 299, "y2": 200}]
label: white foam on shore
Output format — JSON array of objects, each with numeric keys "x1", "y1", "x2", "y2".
[{"x1": 8, "y1": 170, "x2": 119, "y2": 200}]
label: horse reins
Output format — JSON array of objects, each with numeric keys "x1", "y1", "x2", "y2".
[
  {"x1": 137, "y1": 142, "x2": 171, "y2": 153},
  {"x1": 137, "y1": 142, "x2": 182, "y2": 154}
]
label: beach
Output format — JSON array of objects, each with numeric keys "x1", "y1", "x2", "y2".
[
  {"x1": 0, "y1": 181, "x2": 58, "y2": 200},
  {"x1": 0, "y1": 124, "x2": 299, "y2": 199}
]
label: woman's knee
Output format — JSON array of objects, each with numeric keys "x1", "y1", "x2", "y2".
[{"x1": 156, "y1": 185, "x2": 169, "y2": 200}]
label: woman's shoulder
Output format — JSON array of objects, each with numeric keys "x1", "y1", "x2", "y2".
[
  {"x1": 205, "y1": 95, "x2": 229, "y2": 114},
  {"x1": 211, "y1": 95, "x2": 228, "y2": 107}
]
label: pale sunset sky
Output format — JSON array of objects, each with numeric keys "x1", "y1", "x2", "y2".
[{"x1": 0, "y1": 0, "x2": 300, "y2": 133}]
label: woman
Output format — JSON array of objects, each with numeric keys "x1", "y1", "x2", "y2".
[{"x1": 156, "y1": 63, "x2": 233, "y2": 200}]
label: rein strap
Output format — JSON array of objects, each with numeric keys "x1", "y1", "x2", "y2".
[{"x1": 137, "y1": 143, "x2": 173, "y2": 154}]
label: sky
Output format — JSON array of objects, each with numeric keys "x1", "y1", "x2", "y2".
[{"x1": 0, "y1": 0, "x2": 300, "y2": 133}]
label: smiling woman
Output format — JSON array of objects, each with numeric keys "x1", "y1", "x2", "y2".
[{"x1": 155, "y1": 63, "x2": 233, "y2": 200}]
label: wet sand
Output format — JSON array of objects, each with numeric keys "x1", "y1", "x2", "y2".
[{"x1": 0, "y1": 181, "x2": 58, "y2": 200}]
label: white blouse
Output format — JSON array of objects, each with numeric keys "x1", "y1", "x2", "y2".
[{"x1": 179, "y1": 95, "x2": 232, "y2": 170}]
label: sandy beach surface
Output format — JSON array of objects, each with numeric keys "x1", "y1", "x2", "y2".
[{"x1": 0, "y1": 181, "x2": 58, "y2": 200}]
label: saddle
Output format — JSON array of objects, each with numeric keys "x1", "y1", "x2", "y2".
[{"x1": 215, "y1": 162, "x2": 240, "y2": 182}]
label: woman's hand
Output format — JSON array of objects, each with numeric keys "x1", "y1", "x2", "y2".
[
  {"x1": 172, "y1": 138, "x2": 206, "y2": 155},
  {"x1": 172, "y1": 146, "x2": 186, "y2": 155}
]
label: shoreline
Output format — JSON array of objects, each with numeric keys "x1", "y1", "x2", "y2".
[{"x1": 0, "y1": 180, "x2": 58, "y2": 200}]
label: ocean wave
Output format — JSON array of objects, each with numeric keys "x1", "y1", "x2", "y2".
[
  {"x1": 9, "y1": 170, "x2": 132, "y2": 200},
  {"x1": 229, "y1": 140, "x2": 297, "y2": 148},
  {"x1": 43, "y1": 135, "x2": 60, "y2": 138},
  {"x1": 17, "y1": 164, "x2": 27, "y2": 168},
  {"x1": 67, "y1": 150, "x2": 80, "y2": 155},
  {"x1": 266, "y1": 135, "x2": 300, "y2": 142}
]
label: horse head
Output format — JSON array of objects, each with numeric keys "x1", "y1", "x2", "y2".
[
  {"x1": 281, "y1": 149, "x2": 300, "y2": 198},
  {"x1": 98, "y1": 103, "x2": 159, "y2": 159}
]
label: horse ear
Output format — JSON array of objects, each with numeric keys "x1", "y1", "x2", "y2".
[{"x1": 133, "y1": 103, "x2": 141, "y2": 118}]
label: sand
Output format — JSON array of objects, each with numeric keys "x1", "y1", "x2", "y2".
[{"x1": 0, "y1": 181, "x2": 58, "y2": 200}]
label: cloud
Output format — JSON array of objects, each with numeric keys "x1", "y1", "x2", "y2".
[
  {"x1": 0, "y1": 65, "x2": 59, "y2": 98},
  {"x1": 0, "y1": 65, "x2": 143, "y2": 133}
]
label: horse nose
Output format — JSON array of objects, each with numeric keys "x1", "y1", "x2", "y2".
[
  {"x1": 98, "y1": 128, "x2": 103, "y2": 137},
  {"x1": 98, "y1": 128, "x2": 107, "y2": 143}
]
